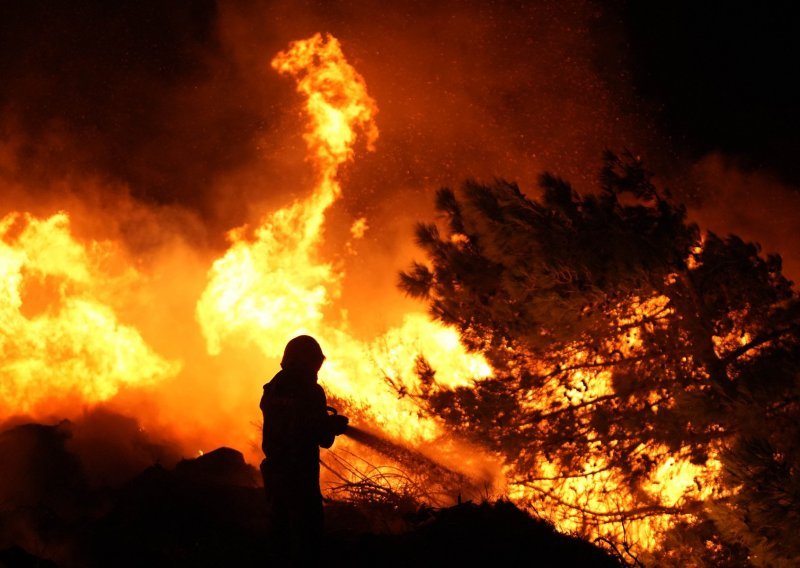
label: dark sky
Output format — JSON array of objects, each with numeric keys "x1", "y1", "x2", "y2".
[
  {"x1": 0, "y1": 0, "x2": 798, "y2": 258},
  {"x1": 622, "y1": 2, "x2": 800, "y2": 186}
]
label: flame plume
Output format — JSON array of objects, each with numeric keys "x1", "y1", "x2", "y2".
[
  {"x1": 271, "y1": 33, "x2": 379, "y2": 189},
  {"x1": 196, "y1": 33, "x2": 375, "y2": 355},
  {"x1": 196, "y1": 34, "x2": 491, "y2": 447}
]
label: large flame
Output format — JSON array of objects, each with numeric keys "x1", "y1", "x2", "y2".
[
  {"x1": 196, "y1": 33, "x2": 490, "y2": 444},
  {"x1": 0, "y1": 211, "x2": 179, "y2": 416}
]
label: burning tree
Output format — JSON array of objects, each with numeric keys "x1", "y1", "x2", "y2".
[{"x1": 399, "y1": 152, "x2": 800, "y2": 565}]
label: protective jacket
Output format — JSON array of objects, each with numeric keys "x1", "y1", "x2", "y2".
[{"x1": 260, "y1": 367, "x2": 334, "y2": 482}]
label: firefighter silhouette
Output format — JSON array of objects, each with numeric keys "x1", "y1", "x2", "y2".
[{"x1": 260, "y1": 335, "x2": 349, "y2": 563}]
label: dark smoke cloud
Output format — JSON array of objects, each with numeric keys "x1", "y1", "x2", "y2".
[
  {"x1": 0, "y1": 0, "x2": 296, "y2": 238},
  {"x1": 617, "y1": 3, "x2": 800, "y2": 278},
  {"x1": 0, "y1": 408, "x2": 180, "y2": 492},
  {"x1": 687, "y1": 154, "x2": 800, "y2": 282},
  {"x1": 1, "y1": 3, "x2": 214, "y2": 196}
]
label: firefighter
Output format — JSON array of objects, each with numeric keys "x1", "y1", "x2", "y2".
[{"x1": 260, "y1": 335, "x2": 349, "y2": 564}]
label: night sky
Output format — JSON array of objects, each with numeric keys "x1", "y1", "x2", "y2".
[
  {"x1": 1, "y1": 0, "x2": 798, "y2": 272},
  {"x1": 623, "y1": 3, "x2": 800, "y2": 185}
]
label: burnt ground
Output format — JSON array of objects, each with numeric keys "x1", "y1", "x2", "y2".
[{"x1": 0, "y1": 421, "x2": 622, "y2": 568}]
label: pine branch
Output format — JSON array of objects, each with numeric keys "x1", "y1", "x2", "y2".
[{"x1": 721, "y1": 323, "x2": 800, "y2": 366}]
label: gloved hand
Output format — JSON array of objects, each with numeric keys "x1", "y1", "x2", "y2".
[
  {"x1": 329, "y1": 413, "x2": 349, "y2": 436},
  {"x1": 326, "y1": 405, "x2": 349, "y2": 436}
]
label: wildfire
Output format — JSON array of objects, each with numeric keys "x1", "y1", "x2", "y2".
[
  {"x1": 194, "y1": 35, "x2": 725, "y2": 555},
  {"x1": 0, "y1": 31, "x2": 728, "y2": 560}
]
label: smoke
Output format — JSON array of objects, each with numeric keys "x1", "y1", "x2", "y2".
[
  {"x1": 685, "y1": 154, "x2": 800, "y2": 283},
  {"x1": 0, "y1": 1, "x2": 260, "y2": 229},
  {"x1": 0, "y1": 407, "x2": 180, "y2": 491}
]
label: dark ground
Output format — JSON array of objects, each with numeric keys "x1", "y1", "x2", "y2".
[{"x1": 0, "y1": 421, "x2": 622, "y2": 567}]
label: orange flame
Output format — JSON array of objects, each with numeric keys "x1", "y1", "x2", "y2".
[
  {"x1": 271, "y1": 33, "x2": 379, "y2": 185},
  {"x1": 505, "y1": 295, "x2": 726, "y2": 553},
  {"x1": 0, "y1": 211, "x2": 179, "y2": 416},
  {"x1": 196, "y1": 34, "x2": 491, "y2": 447}
]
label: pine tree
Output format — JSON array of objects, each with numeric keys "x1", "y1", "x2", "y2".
[{"x1": 399, "y1": 152, "x2": 800, "y2": 563}]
